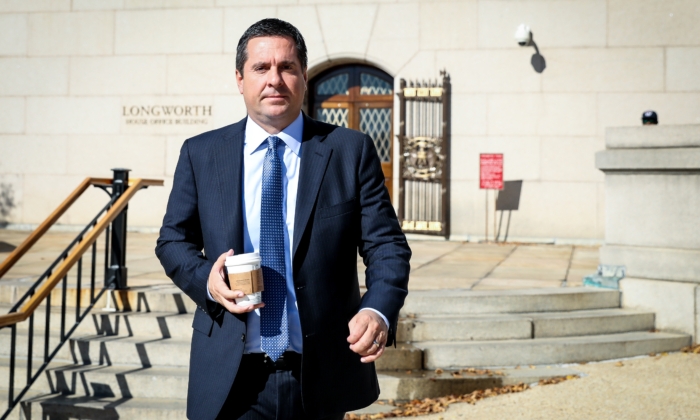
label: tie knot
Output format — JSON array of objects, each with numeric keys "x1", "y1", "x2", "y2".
[{"x1": 267, "y1": 136, "x2": 280, "y2": 150}]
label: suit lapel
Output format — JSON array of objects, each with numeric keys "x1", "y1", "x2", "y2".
[
  {"x1": 293, "y1": 116, "x2": 331, "y2": 258},
  {"x1": 214, "y1": 118, "x2": 246, "y2": 254}
]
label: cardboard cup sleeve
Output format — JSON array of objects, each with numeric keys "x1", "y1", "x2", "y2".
[{"x1": 228, "y1": 268, "x2": 264, "y2": 295}]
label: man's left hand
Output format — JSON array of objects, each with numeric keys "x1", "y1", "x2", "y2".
[{"x1": 347, "y1": 310, "x2": 388, "y2": 363}]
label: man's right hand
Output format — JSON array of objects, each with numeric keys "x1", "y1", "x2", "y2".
[{"x1": 208, "y1": 249, "x2": 265, "y2": 314}]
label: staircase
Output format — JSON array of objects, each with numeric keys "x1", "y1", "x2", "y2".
[
  {"x1": 376, "y1": 287, "x2": 690, "y2": 400},
  {"x1": 0, "y1": 282, "x2": 692, "y2": 418},
  {"x1": 0, "y1": 284, "x2": 191, "y2": 419}
]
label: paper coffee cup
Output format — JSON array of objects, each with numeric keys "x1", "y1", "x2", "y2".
[{"x1": 225, "y1": 253, "x2": 264, "y2": 306}]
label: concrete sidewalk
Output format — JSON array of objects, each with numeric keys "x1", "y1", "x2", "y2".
[
  {"x1": 0, "y1": 229, "x2": 600, "y2": 291},
  {"x1": 417, "y1": 352, "x2": 700, "y2": 420}
]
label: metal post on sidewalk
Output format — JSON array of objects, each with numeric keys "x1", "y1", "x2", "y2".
[{"x1": 107, "y1": 168, "x2": 130, "y2": 290}]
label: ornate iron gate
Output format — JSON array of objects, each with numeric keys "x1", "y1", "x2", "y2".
[{"x1": 397, "y1": 71, "x2": 451, "y2": 237}]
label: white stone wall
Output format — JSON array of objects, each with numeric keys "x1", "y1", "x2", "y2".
[{"x1": 1, "y1": 0, "x2": 699, "y2": 241}]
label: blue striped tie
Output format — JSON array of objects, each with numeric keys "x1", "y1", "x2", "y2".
[{"x1": 259, "y1": 136, "x2": 289, "y2": 361}]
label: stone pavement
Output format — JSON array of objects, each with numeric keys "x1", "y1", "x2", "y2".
[{"x1": 0, "y1": 229, "x2": 600, "y2": 292}]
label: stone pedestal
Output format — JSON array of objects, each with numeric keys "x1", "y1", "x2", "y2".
[{"x1": 596, "y1": 125, "x2": 700, "y2": 343}]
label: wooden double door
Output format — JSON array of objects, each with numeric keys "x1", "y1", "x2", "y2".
[{"x1": 308, "y1": 65, "x2": 394, "y2": 199}]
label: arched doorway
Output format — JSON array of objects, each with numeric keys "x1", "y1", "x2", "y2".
[{"x1": 308, "y1": 64, "x2": 394, "y2": 199}]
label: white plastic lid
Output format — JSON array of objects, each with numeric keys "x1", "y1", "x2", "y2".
[{"x1": 225, "y1": 252, "x2": 261, "y2": 267}]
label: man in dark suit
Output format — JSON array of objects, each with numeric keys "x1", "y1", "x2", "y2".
[{"x1": 156, "y1": 18, "x2": 410, "y2": 419}]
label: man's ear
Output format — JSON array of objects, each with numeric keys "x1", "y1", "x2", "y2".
[
  {"x1": 303, "y1": 69, "x2": 308, "y2": 91},
  {"x1": 235, "y1": 69, "x2": 244, "y2": 94}
]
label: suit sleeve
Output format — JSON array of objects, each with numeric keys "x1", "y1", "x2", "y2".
[
  {"x1": 155, "y1": 139, "x2": 222, "y2": 318},
  {"x1": 356, "y1": 135, "x2": 411, "y2": 346}
]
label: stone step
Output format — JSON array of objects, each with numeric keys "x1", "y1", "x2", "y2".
[
  {"x1": 9, "y1": 393, "x2": 187, "y2": 420},
  {"x1": 0, "y1": 281, "x2": 196, "y2": 313},
  {"x1": 397, "y1": 309, "x2": 655, "y2": 342},
  {"x1": 529, "y1": 309, "x2": 654, "y2": 338},
  {"x1": 0, "y1": 389, "x2": 46, "y2": 420},
  {"x1": 376, "y1": 366, "x2": 582, "y2": 401},
  {"x1": 0, "y1": 358, "x2": 188, "y2": 400},
  {"x1": 401, "y1": 287, "x2": 620, "y2": 316},
  {"x1": 0, "y1": 330, "x2": 192, "y2": 368},
  {"x1": 0, "y1": 328, "x2": 421, "y2": 373},
  {"x1": 376, "y1": 344, "x2": 422, "y2": 370},
  {"x1": 1, "y1": 304, "x2": 193, "y2": 340},
  {"x1": 0, "y1": 358, "x2": 580, "y2": 409},
  {"x1": 419, "y1": 331, "x2": 692, "y2": 369},
  {"x1": 6, "y1": 304, "x2": 654, "y2": 346},
  {"x1": 0, "y1": 335, "x2": 420, "y2": 373}
]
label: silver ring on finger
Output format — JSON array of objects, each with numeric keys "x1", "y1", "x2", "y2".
[{"x1": 373, "y1": 340, "x2": 380, "y2": 347}]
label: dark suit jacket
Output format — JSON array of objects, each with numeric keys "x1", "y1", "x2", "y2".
[{"x1": 155, "y1": 114, "x2": 411, "y2": 419}]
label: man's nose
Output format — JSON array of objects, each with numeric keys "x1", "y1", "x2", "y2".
[{"x1": 267, "y1": 68, "x2": 283, "y2": 87}]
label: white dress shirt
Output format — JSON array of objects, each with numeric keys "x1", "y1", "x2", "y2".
[{"x1": 209, "y1": 112, "x2": 387, "y2": 354}]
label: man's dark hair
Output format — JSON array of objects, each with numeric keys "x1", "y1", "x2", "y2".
[{"x1": 236, "y1": 18, "x2": 308, "y2": 75}]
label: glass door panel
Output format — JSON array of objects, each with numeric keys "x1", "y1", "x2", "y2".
[
  {"x1": 359, "y1": 107, "x2": 392, "y2": 163},
  {"x1": 315, "y1": 104, "x2": 350, "y2": 128},
  {"x1": 358, "y1": 103, "x2": 393, "y2": 198}
]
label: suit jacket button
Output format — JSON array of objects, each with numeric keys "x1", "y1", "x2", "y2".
[{"x1": 241, "y1": 333, "x2": 246, "y2": 342}]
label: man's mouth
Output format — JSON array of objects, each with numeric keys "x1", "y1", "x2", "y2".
[{"x1": 264, "y1": 95, "x2": 287, "y2": 100}]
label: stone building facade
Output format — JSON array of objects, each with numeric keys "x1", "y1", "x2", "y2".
[{"x1": 0, "y1": 0, "x2": 699, "y2": 242}]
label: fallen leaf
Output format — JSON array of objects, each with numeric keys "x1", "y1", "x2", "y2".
[
  {"x1": 345, "y1": 374, "x2": 581, "y2": 419},
  {"x1": 539, "y1": 375, "x2": 578, "y2": 386},
  {"x1": 435, "y1": 368, "x2": 444, "y2": 375},
  {"x1": 615, "y1": 361, "x2": 624, "y2": 367}
]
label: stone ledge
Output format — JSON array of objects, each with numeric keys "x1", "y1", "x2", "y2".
[
  {"x1": 601, "y1": 245, "x2": 700, "y2": 283},
  {"x1": 596, "y1": 148, "x2": 700, "y2": 172},
  {"x1": 606, "y1": 125, "x2": 700, "y2": 149}
]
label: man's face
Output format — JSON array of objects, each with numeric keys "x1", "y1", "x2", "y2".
[{"x1": 236, "y1": 36, "x2": 307, "y2": 133}]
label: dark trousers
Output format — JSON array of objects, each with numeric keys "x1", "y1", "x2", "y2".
[{"x1": 216, "y1": 353, "x2": 345, "y2": 420}]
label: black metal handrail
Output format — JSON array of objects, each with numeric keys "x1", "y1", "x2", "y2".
[
  {"x1": 7, "y1": 196, "x2": 117, "y2": 315},
  {"x1": 0, "y1": 169, "x2": 163, "y2": 420}
]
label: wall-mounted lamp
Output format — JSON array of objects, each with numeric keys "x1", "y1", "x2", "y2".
[{"x1": 514, "y1": 24, "x2": 546, "y2": 73}]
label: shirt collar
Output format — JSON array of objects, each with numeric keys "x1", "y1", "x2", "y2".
[{"x1": 244, "y1": 112, "x2": 303, "y2": 156}]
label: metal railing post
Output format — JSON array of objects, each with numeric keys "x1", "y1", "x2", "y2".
[{"x1": 107, "y1": 168, "x2": 130, "y2": 290}]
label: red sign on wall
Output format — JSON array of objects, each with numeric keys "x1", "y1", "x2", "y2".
[{"x1": 480, "y1": 154, "x2": 504, "y2": 190}]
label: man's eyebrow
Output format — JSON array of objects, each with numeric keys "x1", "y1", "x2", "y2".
[
  {"x1": 248, "y1": 60, "x2": 297, "y2": 68},
  {"x1": 249, "y1": 61, "x2": 269, "y2": 68}
]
